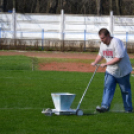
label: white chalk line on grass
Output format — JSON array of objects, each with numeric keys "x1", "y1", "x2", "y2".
[
  {"x1": 0, "y1": 108, "x2": 43, "y2": 110},
  {"x1": 0, "y1": 108, "x2": 126, "y2": 113},
  {"x1": 0, "y1": 77, "x2": 47, "y2": 79},
  {"x1": 0, "y1": 77, "x2": 18, "y2": 79}
]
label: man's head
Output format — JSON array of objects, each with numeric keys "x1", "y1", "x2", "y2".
[{"x1": 98, "y1": 28, "x2": 111, "y2": 45}]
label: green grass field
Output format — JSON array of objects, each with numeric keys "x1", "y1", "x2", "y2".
[{"x1": 0, "y1": 55, "x2": 134, "y2": 134}]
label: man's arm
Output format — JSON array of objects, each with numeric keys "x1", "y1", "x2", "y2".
[
  {"x1": 101, "y1": 57, "x2": 122, "y2": 68},
  {"x1": 91, "y1": 55, "x2": 103, "y2": 66}
]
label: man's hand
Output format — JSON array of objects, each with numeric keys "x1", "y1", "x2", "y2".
[
  {"x1": 100, "y1": 63, "x2": 107, "y2": 68},
  {"x1": 91, "y1": 62, "x2": 96, "y2": 66},
  {"x1": 91, "y1": 55, "x2": 103, "y2": 67}
]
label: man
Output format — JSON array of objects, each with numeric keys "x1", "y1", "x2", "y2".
[{"x1": 91, "y1": 28, "x2": 133, "y2": 113}]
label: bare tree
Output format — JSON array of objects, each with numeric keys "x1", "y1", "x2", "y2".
[
  {"x1": 31, "y1": 0, "x2": 35, "y2": 13},
  {"x1": 35, "y1": 0, "x2": 40, "y2": 13},
  {"x1": 133, "y1": 0, "x2": 134, "y2": 14},
  {"x1": 109, "y1": 0, "x2": 112, "y2": 12},
  {"x1": 13, "y1": 0, "x2": 15, "y2": 8},
  {"x1": 96, "y1": 0, "x2": 101, "y2": 15},
  {"x1": 115, "y1": 0, "x2": 120, "y2": 15},
  {"x1": 0, "y1": 0, "x2": 4, "y2": 6},
  {"x1": 56, "y1": 0, "x2": 62, "y2": 13}
]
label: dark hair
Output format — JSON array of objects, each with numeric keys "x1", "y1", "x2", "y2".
[{"x1": 98, "y1": 28, "x2": 110, "y2": 36}]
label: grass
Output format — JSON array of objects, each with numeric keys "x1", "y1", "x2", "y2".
[
  {"x1": 130, "y1": 59, "x2": 134, "y2": 68},
  {"x1": 0, "y1": 55, "x2": 134, "y2": 134},
  {"x1": 0, "y1": 56, "x2": 32, "y2": 70},
  {"x1": 38, "y1": 57, "x2": 94, "y2": 64}
]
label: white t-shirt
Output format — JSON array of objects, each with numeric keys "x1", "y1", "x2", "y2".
[{"x1": 99, "y1": 37, "x2": 132, "y2": 77}]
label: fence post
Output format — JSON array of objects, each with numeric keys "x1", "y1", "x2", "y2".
[
  {"x1": 12, "y1": 8, "x2": 16, "y2": 39},
  {"x1": 0, "y1": 27, "x2": 1, "y2": 47},
  {"x1": 109, "y1": 11, "x2": 113, "y2": 36},
  {"x1": 84, "y1": 30, "x2": 86, "y2": 51},
  {"x1": 126, "y1": 32, "x2": 128, "y2": 51},
  {"x1": 61, "y1": 9, "x2": 64, "y2": 51},
  {"x1": 0, "y1": 27, "x2": 1, "y2": 38},
  {"x1": 42, "y1": 29, "x2": 44, "y2": 50}
]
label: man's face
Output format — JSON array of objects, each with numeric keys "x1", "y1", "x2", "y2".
[{"x1": 99, "y1": 33, "x2": 110, "y2": 45}]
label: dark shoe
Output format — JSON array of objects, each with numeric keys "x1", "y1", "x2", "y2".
[
  {"x1": 96, "y1": 106, "x2": 108, "y2": 113},
  {"x1": 125, "y1": 110, "x2": 133, "y2": 113}
]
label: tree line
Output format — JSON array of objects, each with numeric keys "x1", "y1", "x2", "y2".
[{"x1": 2, "y1": 0, "x2": 134, "y2": 15}]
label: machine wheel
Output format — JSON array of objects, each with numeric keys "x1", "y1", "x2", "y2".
[
  {"x1": 76, "y1": 109, "x2": 83, "y2": 116},
  {"x1": 43, "y1": 108, "x2": 52, "y2": 116}
]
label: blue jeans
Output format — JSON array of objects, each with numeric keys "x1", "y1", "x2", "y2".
[{"x1": 101, "y1": 71, "x2": 133, "y2": 111}]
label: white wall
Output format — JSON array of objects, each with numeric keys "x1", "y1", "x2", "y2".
[{"x1": 0, "y1": 11, "x2": 134, "y2": 42}]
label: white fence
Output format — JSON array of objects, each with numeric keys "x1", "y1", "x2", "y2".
[{"x1": 0, "y1": 9, "x2": 134, "y2": 42}]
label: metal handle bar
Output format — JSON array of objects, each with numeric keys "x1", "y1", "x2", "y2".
[{"x1": 76, "y1": 64, "x2": 100, "y2": 110}]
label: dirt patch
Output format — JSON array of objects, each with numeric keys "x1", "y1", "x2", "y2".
[{"x1": 39, "y1": 62, "x2": 106, "y2": 72}]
